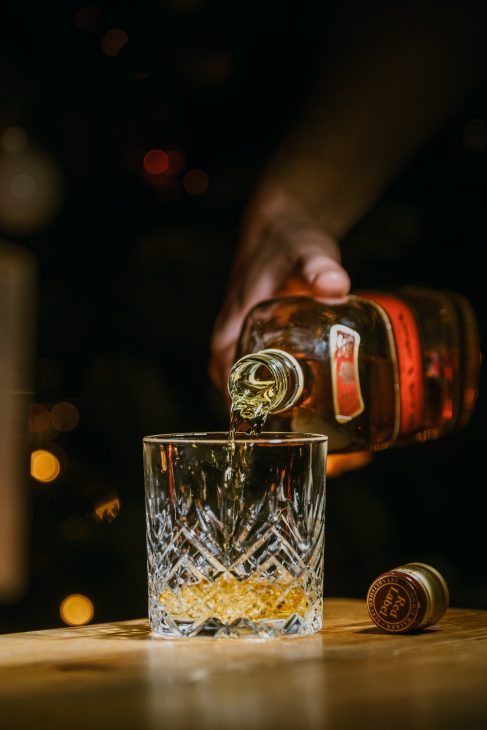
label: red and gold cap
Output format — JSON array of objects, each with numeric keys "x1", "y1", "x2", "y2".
[{"x1": 366, "y1": 562, "x2": 449, "y2": 633}]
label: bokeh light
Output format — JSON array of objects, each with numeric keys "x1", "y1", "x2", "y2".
[
  {"x1": 87, "y1": 485, "x2": 122, "y2": 523},
  {"x1": 143, "y1": 149, "x2": 169, "y2": 175},
  {"x1": 75, "y1": 6, "x2": 103, "y2": 32},
  {"x1": 60, "y1": 594, "x2": 94, "y2": 626},
  {"x1": 51, "y1": 402, "x2": 80, "y2": 431},
  {"x1": 93, "y1": 494, "x2": 121, "y2": 523},
  {"x1": 183, "y1": 169, "x2": 209, "y2": 194},
  {"x1": 0, "y1": 147, "x2": 62, "y2": 234},
  {"x1": 10, "y1": 173, "x2": 36, "y2": 200},
  {"x1": 166, "y1": 150, "x2": 186, "y2": 176},
  {"x1": 30, "y1": 449, "x2": 61, "y2": 483},
  {"x1": 29, "y1": 404, "x2": 51, "y2": 434},
  {"x1": 101, "y1": 29, "x2": 129, "y2": 58},
  {"x1": 1, "y1": 126, "x2": 28, "y2": 153}
]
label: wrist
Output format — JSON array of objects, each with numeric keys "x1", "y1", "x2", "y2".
[
  {"x1": 244, "y1": 184, "x2": 331, "y2": 242},
  {"x1": 245, "y1": 153, "x2": 352, "y2": 242},
  {"x1": 238, "y1": 185, "x2": 342, "y2": 271}
]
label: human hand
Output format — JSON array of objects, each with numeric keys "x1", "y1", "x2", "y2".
[{"x1": 209, "y1": 197, "x2": 351, "y2": 391}]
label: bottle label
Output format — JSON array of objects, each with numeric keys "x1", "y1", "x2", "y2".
[
  {"x1": 330, "y1": 324, "x2": 365, "y2": 423},
  {"x1": 359, "y1": 292, "x2": 424, "y2": 436}
]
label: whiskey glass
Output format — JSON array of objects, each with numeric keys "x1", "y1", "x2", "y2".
[{"x1": 143, "y1": 432, "x2": 327, "y2": 638}]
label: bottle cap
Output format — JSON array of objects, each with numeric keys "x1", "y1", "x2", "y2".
[{"x1": 366, "y1": 562, "x2": 449, "y2": 633}]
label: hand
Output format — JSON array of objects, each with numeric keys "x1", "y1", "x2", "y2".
[{"x1": 209, "y1": 195, "x2": 351, "y2": 391}]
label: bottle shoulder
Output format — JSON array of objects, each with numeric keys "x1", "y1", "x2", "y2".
[{"x1": 238, "y1": 294, "x2": 391, "y2": 358}]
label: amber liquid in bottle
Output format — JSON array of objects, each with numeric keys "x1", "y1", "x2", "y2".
[{"x1": 231, "y1": 286, "x2": 480, "y2": 453}]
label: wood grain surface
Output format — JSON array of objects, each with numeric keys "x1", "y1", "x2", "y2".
[{"x1": 0, "y1": 598, "x2": 486, "y2": 730}]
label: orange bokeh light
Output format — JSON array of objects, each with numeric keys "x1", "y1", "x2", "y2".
[
  {"x1": 30, "y1": 450, "x2": 61, "y2": 483},
  {"x1": 94, "y1": 495, "x2": 121, "y2": 523},
  {"x1": 29, "y1": 404, "x2": 51, "y2": 433},
  {"x1": 143, "y1": 149, "x2": 169, "y2": 175},
  {"x1": 60, "y1": 594, "x2": 94, "y2": 626}
]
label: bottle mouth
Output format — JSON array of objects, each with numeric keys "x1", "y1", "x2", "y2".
[
  {"x1": 228, "y1": 348, "x2": 304, "y2": 414},
  {"x1": 258, "y1": 349, "x2": 304, "y2": 412}
]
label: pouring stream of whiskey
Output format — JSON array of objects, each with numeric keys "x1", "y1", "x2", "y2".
[
  {"x1": 221, "y1": 359, "x2": 281, "y2": 553},
  {"x1": 229, "y1": 358, "x2": 280, "y2": 437}
]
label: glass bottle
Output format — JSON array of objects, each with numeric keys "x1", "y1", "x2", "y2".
[{"x1": 229, "y1": 286, "x2": 481, "y2": 453}]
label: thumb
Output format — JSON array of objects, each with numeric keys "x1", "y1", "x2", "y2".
[{"x1": 301, "y1": 255, "x2": 351, "y2": 298}]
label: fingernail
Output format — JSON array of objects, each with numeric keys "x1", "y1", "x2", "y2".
[{"x1": 313, "y1": 269, "x2": 350, "y2": 294}]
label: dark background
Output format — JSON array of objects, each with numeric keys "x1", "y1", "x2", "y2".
[{"x1": 0, "y1": 0, "x2": 486, "y2": 632}]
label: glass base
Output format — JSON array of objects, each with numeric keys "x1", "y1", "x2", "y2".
[{"x1": 149, "y1": 599, "x2": 323, "y2": 639}]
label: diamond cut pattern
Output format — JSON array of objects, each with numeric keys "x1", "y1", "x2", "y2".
[{"x1": 145, "y1": 440, "x2": 326, "y2": 638}]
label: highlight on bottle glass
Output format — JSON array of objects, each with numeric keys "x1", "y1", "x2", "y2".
[{"x1": 143, "y1": 432, "x2": 327, "y2": 638}]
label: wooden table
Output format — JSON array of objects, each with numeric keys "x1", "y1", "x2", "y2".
[{"x1": 0, "y1": 599, "x2": 486, "y2": 730}]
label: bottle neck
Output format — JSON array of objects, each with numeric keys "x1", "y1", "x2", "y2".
[{"x1": 228, "y1": 348, "x2": 304, "y2": 415}]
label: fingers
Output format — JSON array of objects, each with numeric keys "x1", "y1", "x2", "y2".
[
  {"x1": 212, "y1": 268, "x2": 276, "y2": 350},
  {"x1": 295, "y1": 230, "x2": 350, "y2": 298}
]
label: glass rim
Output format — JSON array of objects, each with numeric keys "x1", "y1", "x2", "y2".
[{"x1": 143, "y1": 431, "x2": 328, "y2": 445}]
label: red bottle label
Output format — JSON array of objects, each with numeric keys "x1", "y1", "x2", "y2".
[
  {"x1": 359, "y1": 292, "x2": 424, "y2": 436},
  {"x1": 330, "y1": 324, "x2": 365, "y2": 423}
]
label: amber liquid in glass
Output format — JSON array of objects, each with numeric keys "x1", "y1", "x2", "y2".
[{"x1": 160, "y1": 575, "x2": 310, "y2": 623}]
